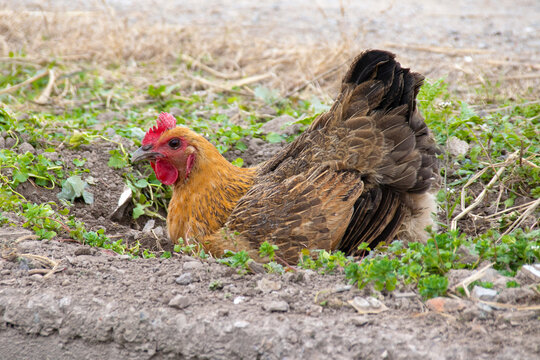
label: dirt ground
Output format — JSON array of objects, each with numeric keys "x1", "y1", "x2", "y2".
[{"x1": 1, "y1": 1, "x2": 540, "y2": 359}]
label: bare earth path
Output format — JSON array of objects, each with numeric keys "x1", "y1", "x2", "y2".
[{"x1": 1, "y1": 1, "x2": 539, "y2": 359}]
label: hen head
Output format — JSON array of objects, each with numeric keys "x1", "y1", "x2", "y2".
[{"x1": 131, "y1": 112, "x2": 198, "y2": 185}]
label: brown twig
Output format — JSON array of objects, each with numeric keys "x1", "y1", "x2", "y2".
[
  {"x1": 383, "y1": 43, "x2": 491, "y2": 55},
  {"x1": 230, "y1": 73, "x2": 273, "y2": 87},
  {"x1": 0, "y1": 70, "x2": 49, "y2": 95},
  {"x1": 282, "y1": 58, "x2": 351, "y2": 100},
  {"x1": 471, "y1": 100, "x2": 540, "y2": 114},
  {"x1": 500, "y1": 197, "x2": 540, "y2": 236},
  {"x1": 20, "y1": 253, "x2": 58, "y2": 269},
  {"x1": 490, "y1": 73, "x2": 540, "y2": 81},
  {"x1": 481, "y1": 199, "x2": 536, "y2": 219},
  {"x1": 452, "y1": 262, "x2": 494, "y2": 298},
  {"x1": 45, "y1": 217, "x2": 71, "y2": 233},
  {"x1": 180, "y1": 53, "x2": 242, "y2": 79},
  {"x1": 34, "y1": 69, "x2": 57, "y2": 105},
  {"x1": 0, "y1": 57, "x2": 41, "y2": 67},
  {"x1": 451, "y1": 151, "x2": 519, "y2": 231},
  {"x1": 184, "y1": 72, "x2": 252, "y2": 96},
  {"x1": 477, "y1": 300, "x2": 540, "y2": 311},
  {"x1": 485, "y1": 59, "x2": 540, "y2": 70}
]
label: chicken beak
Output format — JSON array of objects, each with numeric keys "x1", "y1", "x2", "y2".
[{"x1": 131, "y1": 147, "x2": 163, "y2": 163}]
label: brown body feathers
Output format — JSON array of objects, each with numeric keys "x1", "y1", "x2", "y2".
[{"x1": 133, "y1": 50, "x2": 439, "y2": 264}]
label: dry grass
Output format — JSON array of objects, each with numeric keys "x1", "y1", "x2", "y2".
[
  {"x1": 1, "y1": 4, "x2": 538, "y2": 104},
  {"x1": 0, "y1": 7, "x2": 353, "y2": 98}
]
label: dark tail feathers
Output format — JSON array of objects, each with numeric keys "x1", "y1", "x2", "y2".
[
  {"x1": 344, "y1": 50, "x2": 438, "y2": 193},
  {"x1": 343, "y1": 50, "x2": 424, "y2": 119}
]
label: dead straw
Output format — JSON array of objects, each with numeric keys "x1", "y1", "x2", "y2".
[
  {"x1": 383, "y1": 43, "x2": 491, "y2": 55},
  {"x1": 0, "y1": 70, "x2": 49, "y2": 95},
  {"x1": 451, "y1": 151, "x2": 519, "y2": 231},
  {"x1": 34, "y1": 68, "x2": 57, "y2": 104}
]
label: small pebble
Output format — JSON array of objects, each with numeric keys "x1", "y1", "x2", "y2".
[
  {"x1": 233, "y1": 320, "x2": 249, "y2": 328},
  {"x1": 153, "y1": 226, "x2": 164, "y2": 237},
  {"x1": 350, "y1": 315, "x2": 372, "y2": 327},
  {"x1": 29, "y1": 274, "x2": 42, "y2": 281},
  {"x1": 142, "y1": 220, "x2": 155, "y2": 233},
  {"x1": 257, "y1": 278, "x2": 282, "y2": 292},
  {"x1": 5, "y1": 137, "x2": 16, "y2": 148},
  {"x1": 175, "y1": 272, "x2": 194, "y2": 285},
  {"x1": 283, "y1": 271, "x2": 304, "y2": 283},
  {"x1": 233, "y1": 296, "x2": 246, "y2": 305},
  {"x1": 334, "y1": 285, "x2": 352, "y2": 293},
  {"x1": 58, "y1": 297, "x2": 71, "y2": 308},
  {"x1": 520, "y1": 264, "x2": 540, "y2": 280},
  {"x1": 262, "y1": 300, "x2": 289, "y2": 313},
  {"x1": 471, "y1": 286, "x2": 498, "y2": 301},
  {"x1": 447, "y1": 137, "x2": 469, "y2": 156},
  {"x1": 74, "y1": 247, "x2": 93, "y2": 256},
  {"x1": 476, "y1": 302, "x2": 493, "y2": 312},
  {"x1": 18, "y1": 142, "x2": 35, "y2": 154},
  {"x1": 349, "y1": 296, "x2": 388, "y2": 314},
  {"x1": 168, "y1": 295, "x2": 192, "y2": 309},
  {"x1": 426, "y1": 297, "x2": 466, "y2": 313}
]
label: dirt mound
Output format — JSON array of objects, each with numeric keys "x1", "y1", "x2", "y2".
[{"x1": 1, "y1": 233, "x2": 539, "y2": 359}]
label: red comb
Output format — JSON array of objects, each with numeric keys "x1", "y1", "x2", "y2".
[{"x1": 142, "y1": 112, "x2": 177, "y2": 145}]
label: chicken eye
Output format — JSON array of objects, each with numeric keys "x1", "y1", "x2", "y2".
[{"x1": 168, "y1": 138, "x2": 181, "y2": 149}]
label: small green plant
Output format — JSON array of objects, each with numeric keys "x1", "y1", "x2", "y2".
[
  {"x1": 469, "y1": 280, "x2": 494, "y2": 289},
  {"x1": 57, "y1": 175, "x2": 94, "y2": 204},
  {"x1": 108, "y1": 149, "x2": 129, "y2": 169},
  {"x1": 72, "y1": 158, "x2": 87, "y2": 167},
  {"x1": 172, "y1": 238, "x2": 208, "y2": 259},
  {"x1": 142, "y1": 249, "x2": 156, "y2": 259},
  {"x1": 217, "y1": 250, "x2": 251, "y2": 273},
  {"x1": 0, "y1": 149, "x2": 64, "y2": 190},
  {"x1": 263, "y1": 261, "x2": 285, "y2": 274},
  {"x1": 418, "y1": 275, "x2": 449, "y2": 299},
  {"x1": 259, "y1": 241, "x2": 278, "y2": 261},
  {"x1": 299, "y1": 249, "x2": 350, "y2": 274},
  {"x1": 21, "y1": 203, "x2": 64, "y2": 240},
  {"x1": 209, "y1": 280, "x2": 224, "y2": 291},
  {"x1": 506, "y1": 280, "x2": 520, "y2": 288}
]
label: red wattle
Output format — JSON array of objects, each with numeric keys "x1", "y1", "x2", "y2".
[{"x1": 153, "y1": 159, "x2": 178, "y2": 185}]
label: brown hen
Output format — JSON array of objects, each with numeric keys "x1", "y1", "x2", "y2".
[{"x1": 132, "y1": 50, "x2": 439, "y2": 264}]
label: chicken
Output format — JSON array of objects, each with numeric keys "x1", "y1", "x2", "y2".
[{"x1": 131, "y1": 50, "x2": 439, "y2": 264}]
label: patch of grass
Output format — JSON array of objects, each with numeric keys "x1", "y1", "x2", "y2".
[
  {"x1": 469, "y1": 280, "x2": 494, "y2": 289},
  {"x1": 299, "y1": 248, "x2": 350, "y2": 274},
  {"x1": 419, "y1": 79, "x2": 539, "y2": 235},
  {"x1": 506, "y1": 280, "x2": 520, "y2": 288},
  {"x1": 306, "y1": 228, "x2": 538, "y2": 299},
  {"x1": 173, "y1": 238, "x2": 209, "y2": 259},
  {"x1": 217, "y1": 250, "x2": 252, "y2": 274}
]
